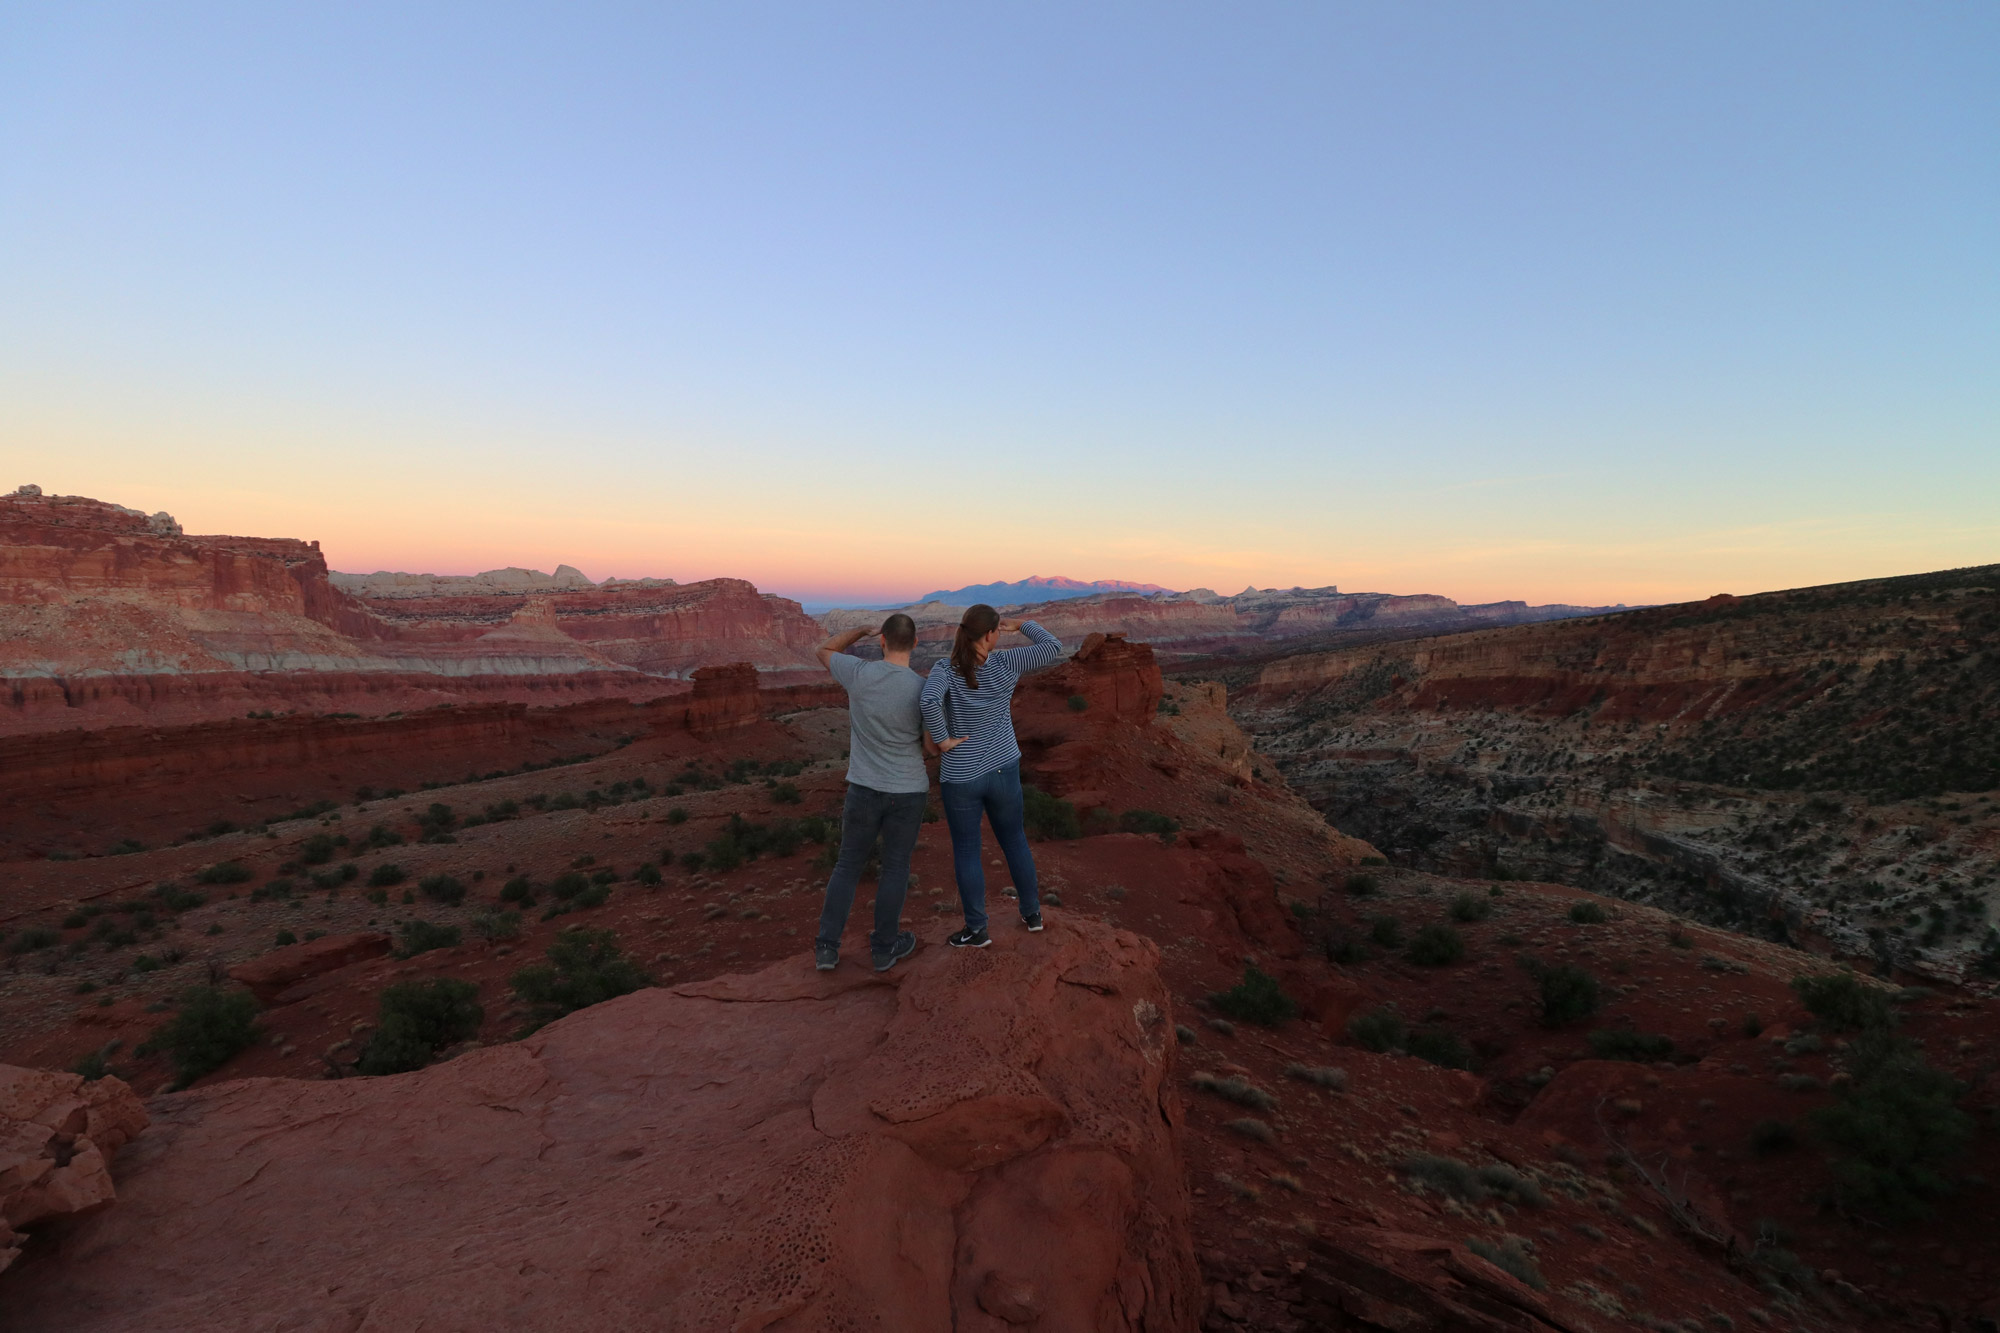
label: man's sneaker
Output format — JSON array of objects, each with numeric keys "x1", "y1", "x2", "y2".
[
  {"x1": 872, "y1": 930, "x2": 917, "y2": 973},
  {"x1": 947, "y1": 926, "x2": 991, "y2": 948},
  {"x1": 813, "y1": 943, "x2": 839, "y2": 972},
  {"x1": 1023, "y1": 913, "x2": 1044, "y2": 933}
]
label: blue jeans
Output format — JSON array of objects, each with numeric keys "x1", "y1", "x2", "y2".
[
  {"x1": 940, "y1": 759, "x2": 1039, "y2": 933},
  {"x1": 816, "y1": 783, "x2": 926, "y2": 956}
]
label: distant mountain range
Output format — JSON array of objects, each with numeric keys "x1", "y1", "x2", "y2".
[{"x1": 916, "y1": 575, "x2": 1174, "y2": 606}]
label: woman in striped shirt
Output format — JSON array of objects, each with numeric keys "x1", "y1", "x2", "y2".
[{"x1": 919, "y1": 604, "x2": 1066, "y2": 948}]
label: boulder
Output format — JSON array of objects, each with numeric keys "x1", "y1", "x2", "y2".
[
  {"x1": 0, "y1": 1066, "x2": 147, "y2": 1274},
  {"x1": 3, "y1": 915, "x2": 1200, "y2": 1331},
  {"x1": 225, "y1": 931, "x2": 391, "y2": 1004}
]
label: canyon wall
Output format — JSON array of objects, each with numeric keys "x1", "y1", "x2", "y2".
[
  {"x1": 0, "y1": 488, "x2": 823, "y2": 733},
  {"x1": 1237, "y1": 565, "x2": 2000, "y2": 981}
]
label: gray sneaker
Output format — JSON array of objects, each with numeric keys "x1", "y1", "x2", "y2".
[
  {"x1": 813, "y1": 943, "x2": 838, "y2": 972},
  {"x1": 872, "y1": 931, "x2": 916, "y2": 973}
]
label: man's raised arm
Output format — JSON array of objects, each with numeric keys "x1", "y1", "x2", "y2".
[{"x1": 816, "y1": 626, "x2": 875, "y2": 671}]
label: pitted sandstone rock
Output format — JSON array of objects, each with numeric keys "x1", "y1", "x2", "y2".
[{"x1": 1, "y1": 914, "x2": 1199, "y2": 1332}]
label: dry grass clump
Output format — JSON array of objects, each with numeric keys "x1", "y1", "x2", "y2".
[
  {"x1": 1284, "y1": 1063, "x2": 1348, "y2": 1091},
  {"x1": 1466, "y1": 1234, "x2": 1546, "y2": 1290},
  {"x1": 1226, "y1": 1117, "x2": 1277, "y2": 1143},
  {"x1": 1191, "y1": 1070, "x2": 1277, "y2": 1111}
]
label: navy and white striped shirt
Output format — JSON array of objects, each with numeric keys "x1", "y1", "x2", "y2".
[{"x1": 920, "y1": 621, "x2": 1066, "y2": 783}]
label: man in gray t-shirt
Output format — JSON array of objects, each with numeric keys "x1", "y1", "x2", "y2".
[{"x1": 813, "y1": 612, "x2": 928, "y2": 974}]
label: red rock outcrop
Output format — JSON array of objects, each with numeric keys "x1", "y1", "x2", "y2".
[
  {"x1": 0, "y1": 1066, "x2": 147, "y2": 1274},
  {"x1": 225, "y1": 932, "x2": 391, "y2": 1004},
  {"x1": 1, "y1": 915, "x2": 1199, "y2": 1331},
  {"x1": 683, "y1": 661, "x2": 765, "y2": 737}
]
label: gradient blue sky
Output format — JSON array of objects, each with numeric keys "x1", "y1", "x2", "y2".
[{"x1": 2, "y1": 4, "x2": 1994, "y2": 608}]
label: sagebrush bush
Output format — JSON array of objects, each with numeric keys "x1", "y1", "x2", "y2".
[
  {"x1": 510, "y1": 927, "x2": 651, "y2": 1034},
  {"x1": 1567, "y1": 901, "x2": 1609, "y2": 924},
  {"x1": 1285, "y1": 1064, "x2": 1347, "y2": 1091},
  {"x1": 471, "y1": 909, "x2": 521, "y2": 941},
  {"x1": 1225, "y1": 1117, "x2": 1275, "y2": 1143},
  {"x1": 500, "y1": 875, "x2": 534, "y2": 903},
  {"x1": 196, "y1": 861, "x2": 253, "y2": 886},
  {"x1": 1208, "y1": 965, "x2": 1298, "y2": 1026},
  {"x1": 1119, "y1": 809, "x2": 1180, "y2": 841},
  {"x1": 6, "y1": 926, "x2": 59, "y2": 955},
  {"x1": 1522, "y1": 957, "x2": 1600, "y2": 1026},
  {"x1": 1449, "y1": 892, "x2": 1494, "y2": 923},
  {"x1": 1405, "y1": 923, "x2": 1466, "y2": 966},
  {"x1": 1467, "y1": 1235, "x2": 1546, "y2": 1290},
  {"x1": 1345, "y1": 873, "x2": 1379, "y2": 897},
  {"x1": 367, "y1": 863, "x2": 406, "y2": 888},
  {"x1": 356, "y1": 978, "x2": 483, "y2": 1075},
  {"x1": 150, "y1": 985, "x2": 259, "y2": 1088},
  {"x1": 1405, "y1": 1026, "x2": 1474, "y2": 1070},
  {"x1": 395, "y1": 920, "x2": 461, "y2": 958},
  {"x1": 1369, "y1": 915, "x2": 1404, "y2": 947},
  {"x1": 1348, "y1": 1007, "x2": 1407, "y2": 1053},
  {"x1": 1812, "y1": 1027, "x2": 1972, "y2": 1221},
  {"x1": 1191, "y1": 1071, "x2": 1278, "y2": 1110},
  {"x1": 299, "y1": 834, "x2": 337, "y2": 866},
  {"x1": 419, "y1": 874, "x2": 466, "y2": 906},
  {"x1": 1588, "y1": 1029, "x2": 1675, "y2": 1062},
  {"x1": 1792, "y1": 972, "x2": 1895, "y2": 1032},
  {"x1": 1022, "y1": 785, "x2": 1080, "y2": 840}
]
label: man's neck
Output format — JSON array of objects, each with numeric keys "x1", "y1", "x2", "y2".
[{"x1": 884, "y1": 649, "x2": 913, "y2": 668}]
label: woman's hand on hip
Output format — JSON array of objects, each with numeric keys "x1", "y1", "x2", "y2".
[{"x1": 936, "y1": 737, "x2": 965, "y2": 753}]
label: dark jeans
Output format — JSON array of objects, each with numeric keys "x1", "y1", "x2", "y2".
[
  {"x1": 940, "y1": 759, "x2": 1039, "y2": 934},
  {"x1": 816, "y1": 782, "x2": 926, "y2": 956}
]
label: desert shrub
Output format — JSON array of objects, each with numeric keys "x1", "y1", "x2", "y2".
[
  {"x1": 272, "y1": 930, "x2": 297, "y2": 947},
  {"x1": 471, "y1": 909, "x2": 522, "y2": 941},
  {"x1": 680, "y1": 851, "x2": 706, "y2": 872},
  {"x1": 1345, "y1": 872, "x2": 1379, "y2": 897},
  {"x1": 1190, "y1": 1071, "x2": 1277, "y2": 1111},
  {"x1": 510, "y1": 927, "x2": 651, "y2": 1034},
  {"x1": 394, "y1": 920, "x2": 461, "y2": 958},
  {"x1": 1066, "y1": 694, "x2": 1089, "y2": 712},
  {"x1": 1588, "y1": 1029, "x2": 1675, "y2": 1062},
  {"x1": 150, "y1": 985, "x2": 259, "y2": 1088},
  {"x1": 666, "y1": 806, "x2": 688, "y2": 824},
  {"x1": 196, "y1": 861, "x2": 253, "y2": 885},
  {"x1": 771, "y1": 781, "x2": 802, "y2": 805},
  {"x1": 635, "y1": 862, "x2": 662, "y2": 886},
  {"x1": 1405, "y1": 923, "x2": 1466, "y2": 966},
  {"x1": 573, "y1": 883, "x2": 610, "y2": 909},
  {"x1": 1405, "y1": 1026, "x2": 1474, "y2": 1070},
  {"x1": 1320, "y1": 928, "x2": 1370, "y2": 965},
  {"x1": 1749, "y1": 1119, "x2": 1797, "y2": 1154},
  {"x1": 1792, "y1": 972, "x2": 1895, "y2": 1032},
  {"x1": 1467, "y1": 1235, "x2": 1546, "y2": 1290},
  {"x1": 1811, "y1": 1027, "x2": 1972, "y2": 1221},
  {"x1": 1742, "y1": 1011, "x2": 1764, "y2": 1038},
  {"x1": 367, "y1": 863, "x2": 406, "y2": 888},
  {"x1": 549, "y1": 871, "x2": 590, "y2": 901},
  {"x1": 355, "y1": 978, "x2": 484, "y2": 1075},
  {"x1": 1667, "y1": 926, "x2": 1693, "y2": 948},
  {"x1": 1175, "y1": 1024, "x2": 1196, "y2": 1045},
  {"x1": 1225, "y1": 1117, "x2": 1275, "y2": 1143},
  {"x1": 1369, "y1": 915, "x2": 1404, "y2": 947},
  {"x1": 418, "y1": 874, "x2": 466, "y2": 906},
  {"x1": 1208, "y1": 965, "x2": 1297, "y2": 1026},
  {"x1": 7, "y1": 926, "x2": 59, "y2": 954},
  {"x1": 299, "y1": 834, "x2": 337, "y2": 866},
  {"x1": 1022, "y1": 785, "x2": 1080, "y2": 840},
  {"x1": 1285, "y1": 1064, "x2": 1347, "y2": 1091},
  {"x1": 1522, "y1": 958, "x2": 1600, "y2": 1026},
  {"x1": 500, "y1": 875, "x2": 534, "y2": 903},
  {"x1": 1119, "y1": 810, "x2": 1180, "y2": 841},
  {"x1": 1400, "y1": 1153, "x2": 1482, "y2": 1199},
  {"x1": 1567, "y1": 901, "x2": 1609, "y2": 924},
  {"x1": 1475, "y1": 1164, "x2": 1547, "y2": 1208},
  {"x1": 153, "y1": 882, "x2": 205, "y2": 912},
  {"x1": 364, "y1": 824, "x2": 404, "y2": 848},
  {"x1": 1449, "y1": 892, "x2": 1494, "y2": 923},
  {"x1": 1348, "y1": 1007, "x2": 1407, "y2": 1053}
]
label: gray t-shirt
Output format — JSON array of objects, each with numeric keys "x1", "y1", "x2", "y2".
[{"x1": 827, "y1": 654, "x2": 928, "y2": 794}]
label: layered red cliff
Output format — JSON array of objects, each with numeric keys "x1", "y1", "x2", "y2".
[{"x1": 0, "y1": 488, "x2": 824, "y2": 733}]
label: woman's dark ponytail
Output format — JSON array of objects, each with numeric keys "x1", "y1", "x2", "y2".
[{"x1": 950, "y1": 603, "x2": 1000, "y2": 690}]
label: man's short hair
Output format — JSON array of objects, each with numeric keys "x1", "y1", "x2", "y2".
[{"x1": 880, "y1": 613, "x2": 917, "y2": 651}]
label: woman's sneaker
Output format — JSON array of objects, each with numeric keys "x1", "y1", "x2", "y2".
[
  {"x1": 1023, "y1": 913, "x2": 1043, "y2": 932},
  {"x1": 947, "y1": 926, "x2": 991, "y2": 948},
  {"x1": 872, "y1": 931, "x2": 917, "y2": 973},
  {"x1": 814, "y1": 943, "x2": 839, "y2": 972}
]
